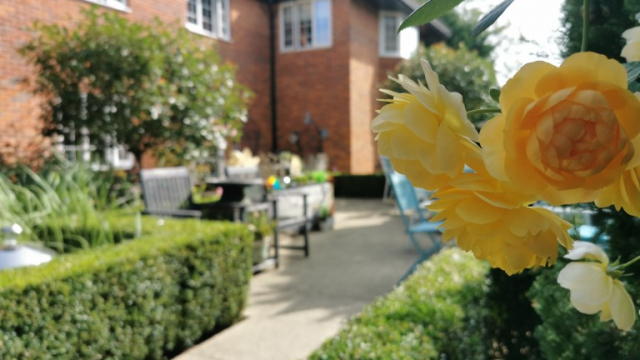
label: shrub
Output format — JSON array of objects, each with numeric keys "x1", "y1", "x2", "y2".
[
  {"x1": 333, "y1": 174, "x2": 386, "y2": 198},
  {"x1": 309, "y1": 249, "x2": 489, "y2": 360},
  {"x1": 0, "y1": 157, "x2": 136, "y2": 252},
  {"x1": 529, "y1": 255, "x2": 640, "y2": 360},
  {"x1": 21, "y1": 7, "x2": 252, "y2": 164},
  {"x1": 0, "y1": 216, "x2": 252, "y2": 360}
]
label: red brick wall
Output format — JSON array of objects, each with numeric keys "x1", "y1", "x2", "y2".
[
  {"x1": 0, "y1": 0, "x2": 270, "y2": 165},
  {"x1": 274, "y1": 0, "x2": 351, "y2": 172},
  {"x1": 348, "y1": 1, "x2": 403, "y2": 174}
]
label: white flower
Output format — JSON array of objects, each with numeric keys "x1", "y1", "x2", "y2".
[
  {"x1": 558, "y1": 241, "x2": 636, "y2": 331},
  {"x1": 622, "y1": 26, "x2": 640, "y2": 62}
]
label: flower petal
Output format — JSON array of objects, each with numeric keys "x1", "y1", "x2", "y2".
[
  {"x1": 610, "y1": 280, "x2": 636, "y2": 331},
  {"x1": 563, "y1": 241, "x2": 609, "y2": 265},
  {"x1": 558, "y1": 262, "x2": 612, "y2": 306}
]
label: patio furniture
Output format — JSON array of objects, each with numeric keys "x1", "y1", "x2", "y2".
[
  {"x1": 203, "y1": 178, "x2": 312, "y2": 270},
  {"x1": 140, "y1": 167, "x2": 202, "y2": 218},
  {"x1": 388, "y1": 172, "x2": 442, "y2": 283}
]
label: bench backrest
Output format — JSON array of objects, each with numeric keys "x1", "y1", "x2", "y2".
[{"x1": 140, "y1": 167, "x2": 192, "y2": 211}]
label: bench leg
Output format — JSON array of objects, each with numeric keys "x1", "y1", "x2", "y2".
[
  {"x1": 303, "y1": 224, "x2": 309, "y2": 257},
  {"x1": 274, "y1": 228, "x2": 280, "y2": 269}
]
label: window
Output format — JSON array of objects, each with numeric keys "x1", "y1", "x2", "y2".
[
  {"x1": 82, "y1": 0, "x2": 129, "y2": 12},
  {"x1": 280, "y1": 0, "x2": 332, "y2": 51},
  {"x1": 379, "y1": 12, "x2": 419, "y2": 59},
  {"x1": 186, "y1": 0, "x2": 231, "y2": 40}
]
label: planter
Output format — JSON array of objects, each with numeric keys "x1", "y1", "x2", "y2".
[
  {"x1": 317, "y1": 216, "x2": 334, "y2": 232},
  {"x1": 252, "y1": 236, "x2": 272, "y2": 264}
]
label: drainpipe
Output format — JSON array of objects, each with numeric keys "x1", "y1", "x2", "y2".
[{"x1": 268, "y1": 0, "x2": 279, "y2": 153}]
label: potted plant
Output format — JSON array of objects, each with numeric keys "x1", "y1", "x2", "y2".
[
  {"x1": 316, "y1": 205, "x2": 334, "y2": 232},
  {"x1": 246, "y1": 211, "x2": 276, "y2": 265}
]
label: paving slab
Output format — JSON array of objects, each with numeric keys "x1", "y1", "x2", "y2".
[{"x1": 173, "y1": 199, "x2": 429, "y2": 360}]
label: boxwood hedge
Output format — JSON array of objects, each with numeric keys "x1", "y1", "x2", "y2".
[
  {"x1": 309, "y1": 249, "x2": 489, "y2": 360},
  {"x1": 0, "y1": 215, "x2": 252, "y2": 359}
]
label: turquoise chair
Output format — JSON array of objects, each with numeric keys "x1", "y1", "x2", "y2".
[{"x1": 388, "y1": 172, "x2": 443, "y2": 283}]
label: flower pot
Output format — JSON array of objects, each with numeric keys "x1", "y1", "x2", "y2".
[
  {"x1": 318, "y1": 216, "x2": 334, "y2": 231},
  {"x1": 252, "y1": 236, "x2": 272, "y2": 264}
]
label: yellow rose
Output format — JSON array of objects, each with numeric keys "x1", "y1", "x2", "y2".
[
  {"x1": 558, "y1": 241, "x2": 636, "y2": 331},
  {"x1": 622, "y1": 26, "x2": 640, "y2": 62},
  {"x1": 428, "y1": 173, "x2": 573, "y2": 275},
  {"x1": 481, "y1": 52, "x2": 640, "y2": 205},
  {"x1": 372, "y1": 59, "x2": 479, "y2": 190}
]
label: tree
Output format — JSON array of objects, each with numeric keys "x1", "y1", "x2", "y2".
[
  {"x1": 381, "y1": 43, "x2": 498, "y2": 126},
  {"x1": 561, "y1": 0, "x2": 640, "y2": 61},
  {"x1": 21, "y1": 8, "x2": 252, "y2": 165}
]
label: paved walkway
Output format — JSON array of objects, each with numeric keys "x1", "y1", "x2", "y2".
[{"x1": 173, "y1": 199, "x2": 427, "y2": 360}]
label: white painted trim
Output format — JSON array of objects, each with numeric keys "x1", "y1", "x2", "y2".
[
  {"x1": 379, "y1": 11, "x2": 402, "y2": 58},
  {"x1": 80, "y1": 0, "x2": 130, "y2": 12},
  {"x1": 279, "y1": 0, "x2": 332, "y2": 53},
  {"x1": 185, "y1": 0, "x2": 232, "y2": 42}
]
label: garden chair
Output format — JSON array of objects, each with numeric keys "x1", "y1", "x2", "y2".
[
  {"x1": 379, "y1": 156, "x2": 431, "y2": 204},
  {"x1": 388, "y1": 172, "x2": 443, "y2": 283},
  {"x1": 139, "y1": 167, "x2": 202, "y2": 218}
]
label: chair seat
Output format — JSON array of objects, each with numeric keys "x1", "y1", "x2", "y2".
[{"x1": 408, "y1": 221, "x2": 442, "y2": 234}]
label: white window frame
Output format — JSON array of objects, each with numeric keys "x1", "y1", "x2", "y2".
[
  {"x1": 379, "y1": 11, "x2": 403, "y2": 58},
  {"x1": 185, "y1": 0, "x2": 232, "y2": 41},
  {"x1": 379, "y1": 11, "x2": 419, "y2": 59},
  {"x1": 279, "y1": 0, "x2": 332, "y2": 52},
  {"x1": 81, "y1": 0, "x2": 130, "y2": 12}
]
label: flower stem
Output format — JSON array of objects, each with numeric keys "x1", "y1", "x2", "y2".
[
  {"x1": 467, "y1": 108, "x2": 501, "y2": 116},
  {"x1": 620, "y1": 254, "x2": 640, "y2": 269},
  {"x1": 581, "y1": 0, "x2": 590, "y2": 52}
]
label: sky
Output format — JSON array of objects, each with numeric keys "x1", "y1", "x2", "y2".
[{"x1": 458, "y1": 0, "x2": 564, "y2": 85}]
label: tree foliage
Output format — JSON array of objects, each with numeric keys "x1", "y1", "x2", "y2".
[
  {"x1": 381, "y1": 43, "x2": 498, "y2": 125},
  {"x1": 561, "y1": 0, "x2": 640, "y2": 61},
  {"x1": 435, "y1": 8, "x2": 500, "y2": 59},
  {"x1": 21, "y1": 8, "x2": 252, "y2": 164}
]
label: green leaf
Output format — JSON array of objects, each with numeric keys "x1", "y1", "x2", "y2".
[
  {"x1": 398, "y1": 0, "x2": 468, "y2": 33},
  {"x1": 489, "y1": 88, "x2": 501, "y2": 103},
  {"x1": 472, "y1": 0, "x2": 515, "y2": 37}
]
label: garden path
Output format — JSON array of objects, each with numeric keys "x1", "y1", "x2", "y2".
[{"x1": 173, "y1": 198, "x2": 431, "y2": 360}]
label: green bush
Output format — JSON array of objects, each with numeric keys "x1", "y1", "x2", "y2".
[
  {"x1": 309, "y1": 249, "x2": 489, "y2": 360},
  {"x1": 529, "y1": 258, "x2": 640, "y2": 360},
  {"x1": 333, "y1": 174, "x2": 386, "y2": 198},
  {"x1": 0, "y1": 216, "x2": 252, "y2": 359}
]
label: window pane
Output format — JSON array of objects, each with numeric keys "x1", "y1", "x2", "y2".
[
  {"x1": 314, "y1": 0, "x2": 331, "y2": 46},
  {"x1": 202, "y1": 0, "x2": 214, "y2": 32},
  {"x1": 187, "y1": 0, "x2": 197, "y2": 24},
  {"x1": 298, "y1": 3, "x2": 312, "y2": 47},
  {"x1": 283, "y1": 6, "x2": 294, "y2": 48},
  {"x1": 383, "y1": 15, "x2": 398, "y2": 53}
]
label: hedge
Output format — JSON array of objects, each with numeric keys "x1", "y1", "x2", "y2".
[
  {"x1": 309, "y1": 249, "x2": 489, "y2": 360},
  {"x1": 0, "y1": 215, "x2": 253, "y2": 359},
  {"x1": 333, "y1": 174, "x2": 386, "y2": 198}
]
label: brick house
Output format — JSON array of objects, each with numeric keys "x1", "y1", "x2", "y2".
[{"x1": 0, "y1": 0, "x2": 448, "y2": 173}]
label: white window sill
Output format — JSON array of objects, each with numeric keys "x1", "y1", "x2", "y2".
[
  {"x1": 379, "y1": 51, "x2": 403, "y2": 59},
  {"x1": 79, "y1": 0, "x2": 131, "y2": 12},
  {"x1": 185, "y1": 23, "x2": 232, "y2": 43},
  {"x1": 280, "y1": 44, "x2": 332, "y2": 54}
]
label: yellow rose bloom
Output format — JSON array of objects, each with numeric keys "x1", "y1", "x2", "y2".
[
  {"x1": 622, "y1": 26, "x2": 640, "y2": 62},
  {"x1": 481, "y1": 52, "x2": 640, "y2": 205},
  {"x1": 372, "y1": 59, "x2": 480, "y2": 190},
  {"x1": 428, "y1": 173, "x2": 573, "y2": 275},
  {"x1": 558, "y1": 241, "x2": 636, "y2": 331}
]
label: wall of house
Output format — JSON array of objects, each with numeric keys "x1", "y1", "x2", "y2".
[
  {"x1": 0, "y1": 0, "x2": 271, "y2": 165},
  {"x1": 348, "y1": 0, "x2": 403, "y2": 174},
  {"x1": 274, "y1": 0, "x2": 351, "y2": 172}
]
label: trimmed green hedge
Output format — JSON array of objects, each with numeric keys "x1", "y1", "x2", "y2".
[
  {"x1": 309, "y1": 249, "x2": 489, "y2": 360},
  {"x1": 0, "y1": 215, "x2": 252, "y2": 359},
  {"x1": 333, "y1": 174, "x2": 386, "y2": 198}
]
